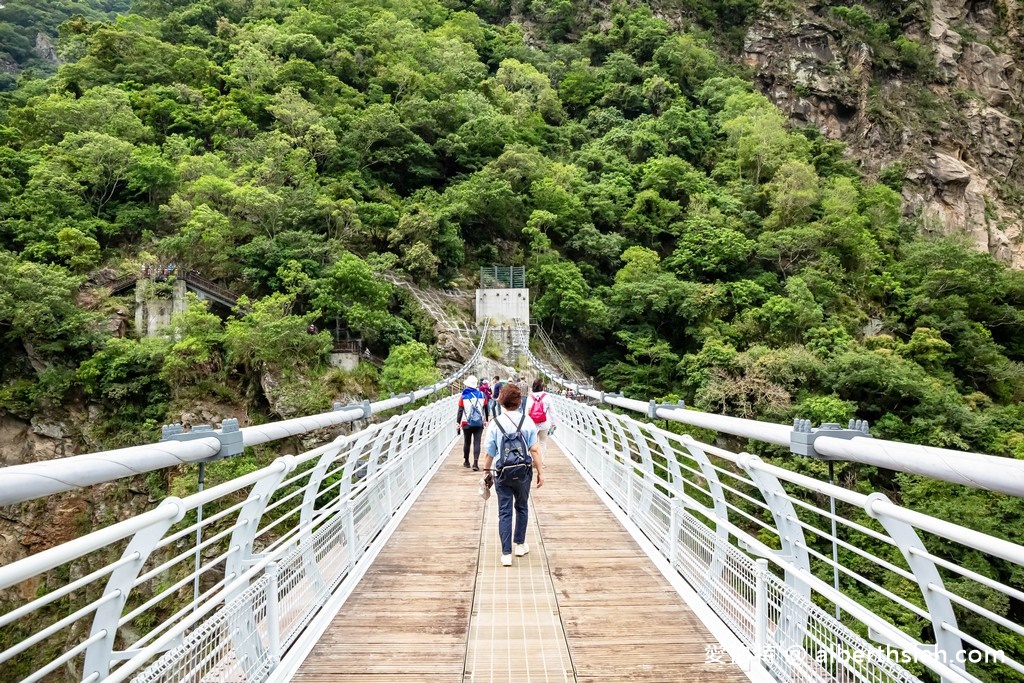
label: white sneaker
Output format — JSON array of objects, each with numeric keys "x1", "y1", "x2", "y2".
[
  {"x1": 501, "y1": 554, "x2": 512, "y2": 567},
  {"x1": 514, "y1": 543, "x2": 529, "y2": 557}
]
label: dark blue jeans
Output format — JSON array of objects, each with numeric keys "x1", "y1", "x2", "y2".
[{"x1": 495, "y1": 471, "x2": 532, "y2": 555}]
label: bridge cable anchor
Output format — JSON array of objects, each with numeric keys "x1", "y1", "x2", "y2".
[
  {"x1": 647, "y1": 399, "x2": 685, "y2": 419},
  {"x1": 334, "y1": 400, "x2": 371, "y2": 420},
  {"x1": 790, "y1": 419, "x2": 871, "y2": 459},
  {"x1": 161, "y1": 418, "x2": 244, "y2": 461}
]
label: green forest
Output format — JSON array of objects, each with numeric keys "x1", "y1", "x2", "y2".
[
  {"x1": 3, "y1": 0, "x2": 1024, "y2": 458},
  {"x1": 1, "y1": 0, "x2": 1024, "y2": 676},
  {"x1": 0, "y1": 0, "x2": 130, "y2": 89}
]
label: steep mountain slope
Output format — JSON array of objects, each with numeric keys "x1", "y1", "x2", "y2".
[
  {"x1": 739, "y1": 0, "x2": 1024, "y2": 264},
  {"x1": 0, "y1": 0, "x2": 129, "y2": 90}
]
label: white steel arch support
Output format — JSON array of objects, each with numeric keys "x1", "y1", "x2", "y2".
[
  {"x1": 596, "y1": 409, "x2": 632, "y2": 513},
  {"x1": 622, "y1": 419, "x2": 656, "y2": 523},
  {"x1": 296, "y1": 439, "x2": 353, "y2": 598},
  {"x1": 220, "y1": 455, "x2": 298, "y2": 675},
  {"x1": 735, "y1": 452, "x2": 812, "y2": 666},
  {"x1": 645, "y1": 429, "x2": 686, "y2": 564},
  {"x1": 83, "y1": 497, "x2": 187, "y2": 681},
  {"x1": 298, "y1": 437, "x2": 350, "y2": 529},
  {"x1": 224, "y1": 456, "x2": 297, "y2": 603},
  {"x1": 865, "y1": 492, "x2": 965, "y2": 678},
  {"x1": 336, "y1": 428, "x2": 379, "y2": 502},
  {"x1": 674, "y1": 433, "x2": 732, "y2": 601}
]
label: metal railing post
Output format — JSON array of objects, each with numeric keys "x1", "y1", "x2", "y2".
[
  {"x1": 343, "y1": 501, "x2": 360, "y2": 564},
  {"x1": 755, "y1": 558, "x2": 768, "y2": 661},
  {"x1": 266, "y1": 563, "x2": 281, "y2": 663},
  {"x1": 668, "y1": 499, "x2": 682, "y2": 567},
  {"x1": 737, "y1": 452, "x2": 811, "y2": 661}
]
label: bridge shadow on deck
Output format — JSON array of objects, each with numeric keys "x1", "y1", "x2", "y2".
[{"x1": 292, "y1": 436, "x2": 750, "y2": 682}]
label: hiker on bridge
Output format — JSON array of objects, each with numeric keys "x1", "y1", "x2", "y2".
[
  {"x1": 481, "y1": 382, "x2": 543, "y2": 567},
  {"x1": 526, "y1": 378, "x2": 554, "y2": 458},
  {"x1": 456, "y1": 376, "x2": 488, "y2": 471}
]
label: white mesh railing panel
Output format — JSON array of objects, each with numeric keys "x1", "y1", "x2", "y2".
[
  {"x1": 558, "y1": 399, "x2": 927, "y2": 683},
  {"x1": 133, "y1": 576, "x2": 271, "y2": 683}
]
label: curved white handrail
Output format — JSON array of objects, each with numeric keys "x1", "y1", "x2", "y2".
[
  {"x1": 515, "y1": 321, "x2": 1024, "y2": 497},
  {"x1": 0, "y1": 325, "x2": 490, "y2": 507}
]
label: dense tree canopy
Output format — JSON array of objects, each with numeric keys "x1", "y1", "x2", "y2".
[
  {"x1": 0, "y1": 0, "x2": 1021, "y2": 461},
  {"x1": 2, "y1": 0, "x2": 1024, "y2": 675}
]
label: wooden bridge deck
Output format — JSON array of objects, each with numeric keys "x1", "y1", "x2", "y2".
[{"x1": 292, "y1": 436, "x2": 751, "y2": 682}]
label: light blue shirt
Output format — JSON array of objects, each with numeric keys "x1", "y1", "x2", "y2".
[{"x1": 485, "y1": 411, "x2": 538, "y2": 457}]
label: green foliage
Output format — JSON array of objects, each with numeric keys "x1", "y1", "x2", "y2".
[
  {"x1": 0, "y1": 0, "x2": 129, "y2": 90},
  {"x1": 224, "y1": 293, "x2": 330, "y2": 372},
  {"x1": 482, "y1": 335, "x2": 502, "y2": 360},
  {"x1": 380, "y1": 340, "x2": 441, "y2": 394},
  {"x1": 0, "y1": 0, "x2": 1022, "y2": 675},
  {"x1": 326, "y1": 361, "x2": 380, "y2": 397}
]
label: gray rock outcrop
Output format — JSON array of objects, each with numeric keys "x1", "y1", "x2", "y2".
[{"x1": 740, "y1": 0, "x2": 1024, "y2": 266}]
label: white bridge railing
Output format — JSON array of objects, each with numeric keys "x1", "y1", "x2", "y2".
[
  {"x1": 0, "y1": 329, "x2": 488, "y2": 683},
  {"x1": 0, "y1": 400, "x2": 461, "y2": 683},
  {"x1": 4, "y1": 319, "x2": 1024, "y2": 683},
  {"x1": 517, "y1": 323, "x2": 1024, "y2": 683}
]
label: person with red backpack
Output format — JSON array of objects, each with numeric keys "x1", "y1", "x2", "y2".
[
  {"x1": 479, "y1": 379, "x2": 491, "y2": 421},
  {"x1": 525, "y1": 378, "x2": 554, "y2": 456}
]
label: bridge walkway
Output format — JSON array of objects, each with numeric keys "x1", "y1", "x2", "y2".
[{"x1": 291, "y1": 436, "x2": 749, "y2": 682}]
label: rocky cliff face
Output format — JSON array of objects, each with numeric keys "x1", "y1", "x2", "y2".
[{"x1": 742, "y1": 0, "x2": 1024, "y2": 266}]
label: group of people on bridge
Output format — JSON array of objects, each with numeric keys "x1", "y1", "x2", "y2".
[
  {"x1": 456, "y1": 374, "x2": 554, "y2": 567},
  {"x1": 142, "y1": 263, "x2": 179, "y2": 282}
]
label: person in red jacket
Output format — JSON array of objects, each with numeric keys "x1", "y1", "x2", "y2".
[{"x1": 479, "y1": 379, "x2": 491, "y2": 421}]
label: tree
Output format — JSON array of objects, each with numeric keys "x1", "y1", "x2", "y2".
[
  {"x1": 54, "y1": 131, "x2": 137, "y2": 216},
  {"x1": 224, "y1": 292, "x2": 330, "y2": 372},
  {"x1": 162, "y1": 295, "x2": 226, "y2": 389},
  {"x1": 0, "y1": 250, "x2": 100, "y2": 360},
  {"x1": 343, "y1": 103, "x2": 437, "y2": 189},
  {"x1": 380, "y1": 340, "x2": 440, "y2": 394},
  {"x1": 720, "y1": 96, "x2": 807, "y2": 185},
  {"x1": 666, "y1": 210, "x2": 753, "y2": 279},
  {"x1": 765, "y1": 160, "x2": 819, "y2": 229},
  {"x1": 308, "y1": 251, "x2": 398, "y2": 344},
  {"x1": 491, "y1": 59, "x2": 564, "y2": 123},
  {"x1": 532, "y1": 260, "x2": 608, "y2": 336}
]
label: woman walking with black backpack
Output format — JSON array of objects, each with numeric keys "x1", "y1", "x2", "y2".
[{"x1": 481, "y1": 383, "x2": 543, "y2": 567}]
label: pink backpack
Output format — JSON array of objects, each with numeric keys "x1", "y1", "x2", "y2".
[{"x1": 528, "y1": 392, "x2": 547, "y2": 423}]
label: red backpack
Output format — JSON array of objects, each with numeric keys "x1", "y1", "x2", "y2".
[{"x1": 528, "y1": 392, "x2": 547, "y2": 423}]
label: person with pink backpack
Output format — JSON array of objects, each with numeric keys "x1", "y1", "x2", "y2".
[{"x1": 525, "y1": 378, "x2": 554, "y2": 456}]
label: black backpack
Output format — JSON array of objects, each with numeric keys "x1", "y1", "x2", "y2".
[{"x1": 494, "y1": 412, "x2": 532, "y2": 483}]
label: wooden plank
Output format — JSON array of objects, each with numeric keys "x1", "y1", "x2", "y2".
[
  {"x1": 292, "y1": 441, "x2": 480, "y2": 681},
  {"x1": 292, "y1": 434, "x2": 749, "y2": 683},
  {"x1": 535, "y1": 439, "x2": 750, "y2": 683}
]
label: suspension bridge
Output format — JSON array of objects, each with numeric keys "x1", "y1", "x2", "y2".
[{"x1": 1, "y1": 323, "x2": 1023, "y2": 683}]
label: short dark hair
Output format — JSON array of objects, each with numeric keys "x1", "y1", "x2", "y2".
[
  {"x1": 498, "y1": 383, "x2": 522, "y2": 410},
  {"x1": 532, "y1": 378, "x2": 543, "y2": 392},
  {"x1": 493, "y1": 375, "x2": 500, "y2": 381}
]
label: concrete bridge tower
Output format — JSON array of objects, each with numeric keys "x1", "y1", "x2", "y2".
[{"x1": 475, "y1": 266, "x2": 529, "y2": 362}]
